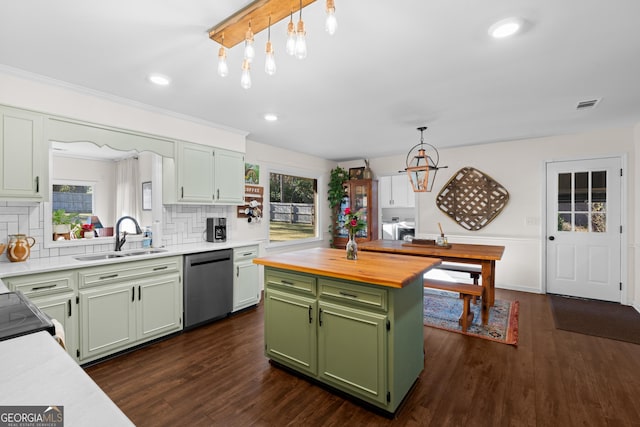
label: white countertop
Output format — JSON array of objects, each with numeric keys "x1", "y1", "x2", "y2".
[
  {"x1": 0, "y1": 239, "x2": 262, "y2": 424},
  {"x1": 0, "y1": 331, "x2": 134, "y2": 426},
  {"x1": 0, "y1": 239, "x2": 261, "y2": 279}
]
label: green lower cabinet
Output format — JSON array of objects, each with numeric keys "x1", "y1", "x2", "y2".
[
  {"x1": 137, "y1": 274, "x2": 182, "y2": 341},
  {"x1": 79, "y1": 273, "x2": 182, "y2": 363},
  {"x1": 264, "y1": 288, "x2": 317, "y2": 376},
  {"x1": 317, "y1": 301, "x2": 388, "y2": 406},
  {"x1": 263, "y1": 267, "x2": 424, "y2": 414},
  {"x1": 80, "y1": 283, "x2": 137, "y2": 361},
  {"x1": 31, "y1": 292, "x2": 78, "y2": 361}
]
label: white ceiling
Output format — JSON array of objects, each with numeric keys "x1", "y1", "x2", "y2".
[{"x1": 2, "y1": 1, "x2": 640, "y2": 162}]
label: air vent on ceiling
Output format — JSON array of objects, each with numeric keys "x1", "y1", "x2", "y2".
[{"x1": 576, "y1": 99, "x2": 600, "y2": 110}]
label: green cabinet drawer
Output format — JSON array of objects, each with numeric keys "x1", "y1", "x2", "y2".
[
  {"x1": 318, "y1": 278, "x2": 388, "y2": 312},
  {"x1": 5, "y1": 270, "x2": 76, "y2": 297},
  {"x1": 79, "y1": 256, "x2": 181, "y2": 288},
  {"x1": 265, "y1": 269, "x2": 316, "y2": 296}
]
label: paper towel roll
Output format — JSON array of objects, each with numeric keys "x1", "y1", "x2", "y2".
[{"x1": 152, "y1": 221, "x2": 163, "y2": 248}]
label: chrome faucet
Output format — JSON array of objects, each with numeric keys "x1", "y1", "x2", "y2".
[{"x1": 114, "y1": 216, "x2": 143, "y2": 251}]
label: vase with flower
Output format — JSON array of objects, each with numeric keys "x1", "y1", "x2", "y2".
[{"x1": 342, "y1": 207, "x2": 366, "y2": 260}]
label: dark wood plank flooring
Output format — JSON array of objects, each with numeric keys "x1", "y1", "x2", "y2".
[{"x1": 85, "y1": 289, "x2": 640, "y2": 426}]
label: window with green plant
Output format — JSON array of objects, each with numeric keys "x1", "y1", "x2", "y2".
[
  {"x1": 52, "y1": 181, "x2": 94, "y2": 239},
  {"x1": 269, "y1": 172, "x2": 317, "y2": 243}
]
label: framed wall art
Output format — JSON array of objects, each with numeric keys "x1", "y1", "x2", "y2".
[
  {"x1": 142, "y1": 181, "x2": 152, "y2": 211},
  {"x1": 349, "y1": 167, "x2": 365, "y2": 180}
]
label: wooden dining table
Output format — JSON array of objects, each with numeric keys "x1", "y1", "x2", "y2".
[{"x1": 358, "y1": 239, "x2": 505, "y2": 307}]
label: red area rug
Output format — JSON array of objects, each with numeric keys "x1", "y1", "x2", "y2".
[{"x1": 423, "y1": 288, "x2": 519, "y2": 346}]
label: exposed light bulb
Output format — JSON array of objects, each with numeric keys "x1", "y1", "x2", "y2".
[
  {"x1": 265, "y1": 41, "x2": 276, "y2": 76},
  {"x1": 265, "y1": 16, "x2": 276, "y2": 76},
  {"x1": 286, "y1": 12, "x2": 296, "y2": 56},
  {"x1": 244, "y1": 23, "x2": 255, "y2": 62},
  {"x1": 240, "y1": 59, "x2": 251, "y2": 89},
  {"x1": 244, "y1": 41, "x2": 255, "y2": 63},
  {"x1": 217, "y1": 46, "x2": 229, "y2": 77},
  {"x1": 325, "y1": 0, "x2": 337, "y2": 35},
  {"x1": 295, "y1": 19, "x2": 307, "y2": 59}
]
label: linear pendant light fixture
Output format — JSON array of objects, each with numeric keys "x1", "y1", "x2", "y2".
[
  {"x1": 209, "y1": 0, "x2": 337, "y2": 88},
  {"x1": 265, "y1": 16, "x2": 276, "y2": 75}
]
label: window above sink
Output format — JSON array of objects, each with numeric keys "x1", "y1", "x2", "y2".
[{"x1": 44, "y1": 142, "x2": 163, "y2": 250}]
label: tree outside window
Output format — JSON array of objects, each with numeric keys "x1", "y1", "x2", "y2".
[{"x1": 269, "y1": 173, "x2": 317, "y2": 242}]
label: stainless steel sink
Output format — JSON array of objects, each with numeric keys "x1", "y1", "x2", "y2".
[
  {"x1": 73, "y1": 248, "x2": 168, "y2": 261},
  {"x1": 73, "y1": 253, "x2": 125, "y2": 261},
  {"x1": 122, "y1": 249, "x2": 168, "y2": 256}
]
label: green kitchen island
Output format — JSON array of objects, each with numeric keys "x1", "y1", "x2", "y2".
[{"x1": 253, "y1": 247, "x2": 440, "y2": 414}]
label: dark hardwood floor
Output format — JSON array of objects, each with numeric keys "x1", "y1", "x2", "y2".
[{"x1": 85, "y1": 289, "x2": 640, "y2": 426}]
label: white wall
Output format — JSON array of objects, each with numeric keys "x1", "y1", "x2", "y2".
[
  {"x1": 633, "y1": 123, "x2": 640, "y2": 312},
  {"x1": 233, "y1": 139, "x2": 337, "y2": 254},
  {"x1": 138, "y1": 152, "x2": 154, "y2": 228},
  {"x1": 0, "y1": 70, "x2": 247, "y2": 151},
  {"x1": 354, "y1": 126, "x2": 638, "y2": 307}
]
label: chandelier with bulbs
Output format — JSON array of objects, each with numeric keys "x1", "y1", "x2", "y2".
[{"x1": 209, "y1": 0, "x2": 337, "y2": 89}]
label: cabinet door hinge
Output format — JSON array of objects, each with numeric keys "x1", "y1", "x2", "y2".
[
  {"x1": 387, "y1": 391, "x2": 391, "y2": 403},
  {"x1": 76, "y1": 296, "x2": 79, "y2": 304},
  {"x1": 620, "y1": 282, "x2": 623, "y2": 291},
  {"x1": 386, "y1": 319, "x2": 390, "y2": 331},
  {"x1": 76, "y1": 349, "x2": 80, "y2": 358},
  {"x1": 620, "y1": 168, "x2": 623, "y2": 177}
]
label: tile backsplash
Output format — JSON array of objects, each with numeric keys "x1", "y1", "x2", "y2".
[{"x1": 0, "y1": 201, "x2": 229, "y2": 262}]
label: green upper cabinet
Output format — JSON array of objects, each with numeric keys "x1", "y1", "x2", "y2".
[
  {"x1": 214, "y1": 148, "x2": 244, "y2": 204},
  {"x1": 0, "y1": 106, "x2": 48, "y2": 201},
  {"x1": 163, "y1": 141, "x2": 244, "y2": 205},
  {"x1": 178, "y1": 141, "x2": 215, "y2": 203}
]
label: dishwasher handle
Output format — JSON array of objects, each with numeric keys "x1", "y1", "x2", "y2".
[{"x1": 187, "y1": 251, "x2": 232, "y2": 267}]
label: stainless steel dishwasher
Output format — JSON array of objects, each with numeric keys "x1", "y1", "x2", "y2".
[{"x1": 183, "y1": 249, "x2": 233, "y2": 329}]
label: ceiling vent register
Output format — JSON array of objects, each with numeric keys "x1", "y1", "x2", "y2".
[{"x1": 576, "y1": 99, "x2": 600, "y2": 110}]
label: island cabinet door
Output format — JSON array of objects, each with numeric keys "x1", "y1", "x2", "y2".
[
  {"x1": 264, "y1": 289, "x2": 317, "y2": 376},
  {"x1": 317, "y1": 301, "x2": 388, "y2": 406}
]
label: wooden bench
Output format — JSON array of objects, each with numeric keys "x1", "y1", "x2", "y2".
[
  {"x1": 424, "y1": 278, "x2": 485, "y2": 332},
  {"x1": 435, "y1": 263, "x2": 481, "y2": 303}
]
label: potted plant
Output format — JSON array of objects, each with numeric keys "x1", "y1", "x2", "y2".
[
  {"x1": 327, "y1": 166, "x2": 348, "y2": 247},
  {"x1": 52, "y1": 209, "x2": 78, "y2": 235}
]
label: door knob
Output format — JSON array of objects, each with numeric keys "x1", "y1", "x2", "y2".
[{"x1": 548, "y1": 236, "x2": 555, "y2": 241}]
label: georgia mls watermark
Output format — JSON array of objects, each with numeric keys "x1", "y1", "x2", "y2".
[{"x1": 0, "y1": 406, "x2": 63, "y2": 427}]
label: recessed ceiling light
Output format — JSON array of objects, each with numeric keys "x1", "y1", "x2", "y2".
[
  {"x1": 264, "y1": 113, "x2": 278, "y2": 122},
  {"x1": 148, "y1": 73, "x2": 171, "y2": 86},
  {"x1": 488, "y1": 17, "x2": 523, "y2": 39}
]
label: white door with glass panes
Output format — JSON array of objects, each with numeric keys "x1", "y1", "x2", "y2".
[{"x1": 545, "y1": 157, "x2": 622, "y2": 302}]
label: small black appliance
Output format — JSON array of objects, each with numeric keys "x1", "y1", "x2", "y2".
[{"x1": 206, "y1": 217, "x2": 227, "y2": 242}]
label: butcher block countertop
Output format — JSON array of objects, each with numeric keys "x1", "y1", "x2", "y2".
[
  {"x1": 253, "y1": 247, "x2": 440, "y2": 288},
  {"x1": 359, "y1": 239, "x2": 505, "y2": 261}
]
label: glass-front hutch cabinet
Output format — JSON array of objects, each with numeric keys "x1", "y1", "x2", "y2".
[{"x1": 333, "y1": 179, "x2": 378, "y2": 249}]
